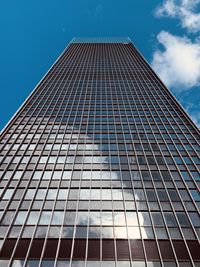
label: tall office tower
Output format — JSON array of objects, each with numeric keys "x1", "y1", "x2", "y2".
[{"x1": 0, "y1": 37, "x2": 200, "y2": 267}]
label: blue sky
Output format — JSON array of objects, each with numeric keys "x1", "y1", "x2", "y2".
[{"x1": 0, "y1": 0, "x2": 200, "y2": 130}]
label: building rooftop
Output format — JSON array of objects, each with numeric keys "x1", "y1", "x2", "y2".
[{"x1": 71, "y1": 37, "x2": 131, "y2": 43}]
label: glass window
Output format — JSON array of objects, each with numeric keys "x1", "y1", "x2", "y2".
[
  {"x1": 156, "y1": 156, "x2": 165, "y2": 165},
  {"x1": 182, "y1": 228, "x2": 195, "y2": 240},
  {"x1": 141, "y1": 227, "x2": 154, "y2": 239},
  {"x1": 12, "y1": 156, "x2": 21, "y2": 164},
  {"x1": 21, "y1": 157, "x2": 30, "y2": 164},
  {"x1": 68, "y1": 189, "x2": 79, "y2": 200},
  {"x1": 22, "y1": 226, "x2": 35, "y2": 238},
  {"x1": 126, "y1": 212, "x2": 138, "y2": 226},
  {"x1": 14, "y1": 211, "x2": 27, "y2": 225},
  {"x1": 39, "y1": 156, "x2": 48, "y2": 164},
  {"x1": 32, "y1": 171, "x2": 43, "y2": 180},
  {"x1": 112, "y1": 189, "x2": 123, "y2": 200},
  {"x1": 138, "y1": 156, "x2": 146, "y2": 165},
  {"x1": 168, "y1": 190, "x2": 179, "y2": 201},
  {"x1": 102, "y1": 189, "x2": 112, "y2": 200},
  {"x1": 89, "y1": 212, "x2": 100, "y2": 225},
  {"x1": 181, "y1": 172, "x2": 191, "y2": 181},
  {"x1": 3, "y1": 188, "x2": 14, "y2": 199},
  {"x1": 1, "y1": 211, "x2": 15, "y2": 225},
  {"x1": 147, "y1": 262, "x2": 161, "y2": 267},
  {"x1": 57, "y1": 189, "x2": 68, "y2": 199},
  {"x1": 57, "y1": 156, "x2": 65, "y2": 164},
  {"x1": 189, "y1": 213, "x2": 200, "y2": 227},
  {"x1": 138, "y1": 212, "x2": 151, "y2": 226},
  {"x1": 80, "y1": 189, "x2": 90, "y2": 200},
  {"x1": 190, "y1": 190, "x2": 200, "y2": 201},
  {"x1": 54, "y1": 144, "x2": 61, "y2": 150},
  {"x1": 191, "y1": 171, "x2": 200, "y2": 181},
  {"x1": 2, "y1": 171, "x2": 12, "y2": 180},
  {"x1": 48, "y1": 157, "x2": 57, "y2": 164},
  {"x1": 71, "y1": 262, "x2": 85, "y2": 267},
  {"x1": 177, "y1": 213, "x2": 190, "y2": 226},
  {"x1": 36, "y1": 189, "x2": 46, "y2": 199},
  {"x1": 24, "y1": 189, "x2": 36, "y2": 199},
  {"x1": 157, "y1": 190, "x2": 168, "y2": 201},
  {"x1": 127, "y1": 226, "x2": 140, "y2": 238},
  {"x1": 64, "y1": 211, "x2": 76, "y2": 225},
  {"x1": 142, "y1": 172, "x2": 151, "y2": 181},
  {"x1": 56, "y1": 261, "x2": 70, "y2": 267},
  {"x1": 146, "y1": 190, "x2": 157, "y2": 201},
  {"x1": 114, "y1": 212, "x2": 126, "y2": 226},
  {"x1": 41, "y1": 261, "x2": 55, "y2": 267},
  {"x1": 39, "y1": 211, "x2": 52, "y2": 225},
  {"x1": 174, "y1": 157, "x2": 183, "y2": 165},
  {"x1": 62, "y1": 171, "x2": 72, "y2": 180},
  {"x1": 11, "y1": 260, "x2": 24, "y2": 267},
  {"x1": 152, "y1": 212, "x2": 164, "y2": 226},
  {"x1": 91, "y1": 189, "x2": 101, "y2": 200},
  {"x1": 116, "y1": 261, "x2": 131, "y2": 267},
  {"x1": 101, "y1": 262, "x2": 115, "y2": 267},
  {"x1": 82, "y1": 171, "x2": 92, "y2": 179},
  {"x1": 88, "y1": 226, "x2": 101, "y2": 238},
  {"x1": 131, "y1": 171, "x2": 141, "y2": 180},
  {"x1": 13, "y1": 171, "x2": 23, "y2": 180},
  {"x1": 52, "y1": 211, "x2": 63, "y2": 225},
  {"x1": 152, "y1": 172, "x2": 161, "y2": 181},
  {"x1": 102, "y1": 212, "x2": 113, "y2": 225},
  {"x1": 77, "y1": 211, "x2": 88, "y2": 225},
  {"x1": 179, "y1": 190, "x2": 191, "y2": 201},
  {"x1": 135, "y1": 189, "x2": 145, "y2": 201},
  {"x1": 9, "y1": 226, "x2": 21, "y2": 238},
  {"x1": 183, "y1": 157, "x2": 192, "y2": 164},
  {"x1": 147, "y1": 156, "x2": 156, "y2": 165},
  {"x1": 131, "y1": 262, "x2": 146, "y2": 267},
  {"x1": 114, "y1": 226, "x2": 127, "y2": 238},
  {"x1": 52, "y1": 171, "x2": 62, "y2": 180},
  {"x1": 42, "y1": 171, "x2": 52, "y2": 180},
  {"x1": 45, "y1": 144, "x2": 53, "y2": 150},
  {"x1": 62, "y1": 226, "x2": 74, "y2": 238},
  {"x1": 124, "y1": 189, "x2": 134, "y2": 200},
  {"x1": 27, "y1": 211, "x2": 40, "y2": 225},
  {"x1": 155, "y1": 227, "x2": 168, "y2": 239},
  {"x1": 169, "y1": 227, "x2": 181, "y2": 239},
  {"x1": 48, "y1": 226, "x2": 61, "y2": 238},
  {"x1": 161, "y1": 171, "x2": 171, "y2": 181},
  {"x1": 14, "y1": 189, "x2": 24, "y2": 200},
  {"x1": 164, "y1": 212, "x2": 177, "y2": 226},
  {"x1": 47, "y1": 189, "x2": 57, "y2": 199}
]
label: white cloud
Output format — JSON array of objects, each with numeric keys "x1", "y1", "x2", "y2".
[
  {"x1": 190, "y1": 112, "x2": 200, "y2": 128},
  {"x1": 184, "y1": 102, "x2": 200, "y2": 128},
  {"x1": 155, "y1": 0, "x2": 200, "y2": 32},
  {"x1": 151, "y1": 31, "x2": 200, "y2": 90}
]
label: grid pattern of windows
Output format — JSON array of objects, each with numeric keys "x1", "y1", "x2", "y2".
[{"x1": 0, "y1": 39, "x2": 199, "y2": 267}]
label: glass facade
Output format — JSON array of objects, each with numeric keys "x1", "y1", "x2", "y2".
[{"x1": 0, "y1": 38, "x2": 199, "y2": 267}]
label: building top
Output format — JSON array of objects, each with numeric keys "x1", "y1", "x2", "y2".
[{"x1": 71, "y1": 37, "x2": 131, "y2": 44}]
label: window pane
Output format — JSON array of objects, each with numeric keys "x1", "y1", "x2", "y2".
[
  {"x1": 11, "y1": 260, "x2": 24, "y2": 267},
  {"x1": 52, "y1": 211, "x2": 63, "y2": 225},
  {"x1": 14, "y1": 211, "x2": 27, "y2": 225},
  {"x1": 39, "y1": 211, "x2": 52, "y2": 225},
  {"x1": 27, "y1": 211, "x2": 40, "y2": 225}
]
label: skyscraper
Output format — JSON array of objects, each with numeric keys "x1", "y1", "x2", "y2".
[{"x1": 0, "y1": 37, "x2": 199, "y2": 267}]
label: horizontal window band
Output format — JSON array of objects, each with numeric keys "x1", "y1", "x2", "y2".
[{"x1": 0, "y1": 239, "x2": 199, "y2": 260}]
